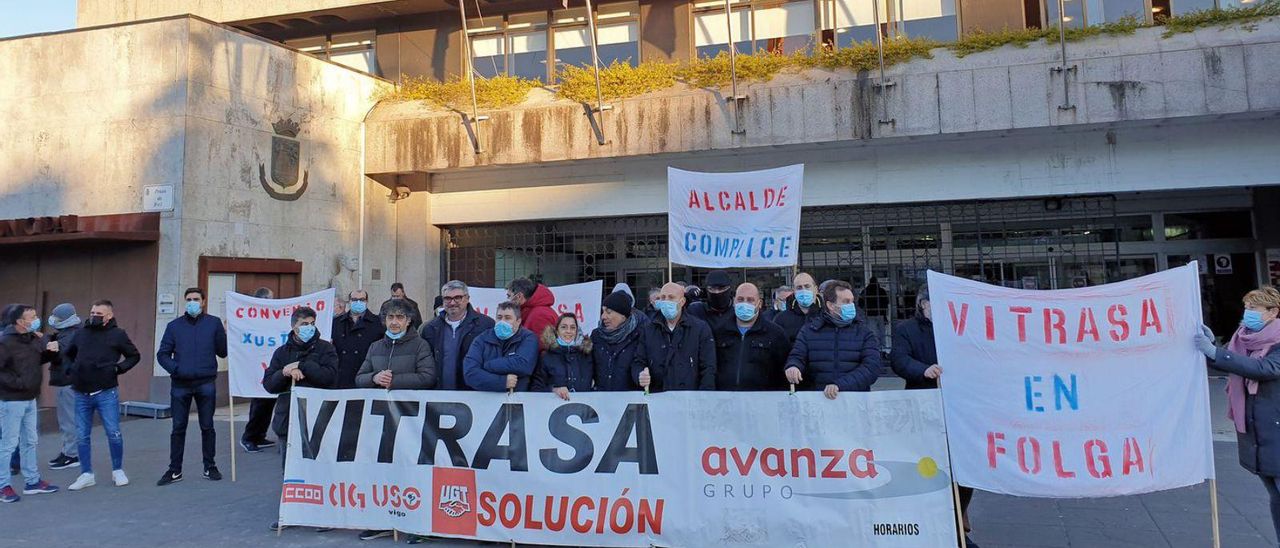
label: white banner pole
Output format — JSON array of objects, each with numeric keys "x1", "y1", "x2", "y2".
[{"x1": 228, "y1": 394, "x2": 237, "y2": 482}]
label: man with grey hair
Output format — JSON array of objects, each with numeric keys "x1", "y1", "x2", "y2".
[{"x1": 422, "y1": 280, "x2": 495, "y2": 390}]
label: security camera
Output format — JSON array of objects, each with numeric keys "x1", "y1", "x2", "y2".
[{"x1": 388, "y1": 186, "x2": 411, "y2": 202}]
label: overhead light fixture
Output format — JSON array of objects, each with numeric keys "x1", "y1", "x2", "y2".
[
  {"x1": 1062, "y1": 16, "x2": 1074, "y2": 21},
  {"x1": 1151, "y1": 6, "x2": 1164, "y2": 11}
]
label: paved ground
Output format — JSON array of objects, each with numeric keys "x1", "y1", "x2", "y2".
[{"x1": 0, "y1": 378, "x2": 1272, "y2": 547}]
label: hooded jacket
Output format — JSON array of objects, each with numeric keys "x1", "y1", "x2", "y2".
[
  {"x1": 263, "y1": 333, "x2": 339, "y2": 439},
  {"x1": 0, "y1": 325, "x2": 50, "y2": 401},
  {"x1": 713, "y1": 318, "x2": 790, "y2": 391},
  {"x1": 422, "y1": 306, "x2": 496, "y2": 390},
  {"x1": 520, "y1": 285, "x2": 560, "y2": 351},
  {"x1": 639, "y1": 311, "x2": 717, "y2": 391},
  {"x1": 463, "y1": 326, "x2": 539, "y2": 392},
  {"x1": 785, "y1": 312, "x2": 881, "y2": 392},
  {"x1": 536, "y1": 329, "x2": 594, "y2": 392},
  {"x1": 355, "y1": 328, "x2": 437, "y2": 390},
  {"x1": 65, "y1": 318, "x2": 142, "y2": 394}
]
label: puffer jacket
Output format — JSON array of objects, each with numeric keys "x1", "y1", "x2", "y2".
[
  {"x1": 890, "y1": 315, "x2": 938, "y2": 390},
  {"x1": 639, "y1": 312, "x2": 716, "y2": 391},
  {"x1": 355, "y1": 329, "x2": 437, "y2": 389},
  {"x1": 1210, "y1": 344, "x2": 1280, "y2": 476},
  {"x1": 65, "y1": 318, "x2": 142, "y2": 394},
  {"x1": 0, "y1": 326, "x2": 48, "y2": 401},
  {"x1": 463, "y1": 327, "x2": 539, "y2": 392},
  {"x1": 263, "y1": 333, "x2": 338, "y2": 439},
  {"x1": 785, "y1": 313, "x2": 881, "y2": 392},
  {"x1": 537, "y1": 329, "x2": 594, "y2": 392},
  {"x1": 590, "y1": 314, "x2": 646, "y2": 392},
  {"x1": 520, "y1": 285, "x2": 560, "y2": 351}
]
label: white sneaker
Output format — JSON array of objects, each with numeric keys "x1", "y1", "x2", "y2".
[
  {"x1": 112, "y1": 470, "x2": 129, "y2": 487},
  {"x1": 68, "y1": 473, "x2": 96, "y2": 491}
]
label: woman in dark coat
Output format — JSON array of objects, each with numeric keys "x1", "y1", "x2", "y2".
[
  {"x1": 1196, "y1": 286, "x2": 1280, "y2": 539},
  {"x1": 537, "y1": 313, "x2": 594, "y2": 399}
]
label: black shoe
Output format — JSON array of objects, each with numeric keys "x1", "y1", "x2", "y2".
[
  {"x1": 359, "y1": 530, "x2": 392, "y2": 540},
  {"x1": 49, "y1": 454, "x2": 79, "y2": 470},
  {"x1": 203, "y1": 467, "x2": 222, "y2": 481},
  {"x1": 315, "y1": 527, "x2": 334, "y2": 533},
  {"x1": 157, "y1": 470, "x2": 183, "y2": 486},
  {"x1": 406, "y1": 535, "x2": 431, "y2": 544},
  {"x1": 269, "y1": 522, "x2": 286, "y2": 532},
  {"x1": 240, "y1": 440, "x2": 262, "y2": 453},
  {"x1": 257, "y1": 439, "x2": 277, "y2": 449}
]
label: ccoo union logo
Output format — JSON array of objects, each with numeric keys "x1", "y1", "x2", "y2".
[
  {"x1": 438, "y1": 485, "x2": 471, "y2": 518},
  {"x1": 282, "y1": 479, "x2": 324, "y2": 505}
]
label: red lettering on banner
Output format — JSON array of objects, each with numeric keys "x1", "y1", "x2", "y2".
[
  {"x1": 1017, "y1": 437, "x2": 1041, "y2": 474},
  {"x1": 1085, "y1": 440, "x2": 1113, "y2": 479},
  {"x1": 820, "y1": 450, "x2": 846, "y2": 479},
  {"x1": 1043, "y1": 308, "x2": 1067, "y2": 344},
  {"x1": 985, "y1": 306, "x2": 996, "y2": 340},
  {"x1": 730, "y1": 447, "x2": 758, "y2": 475},
  {"x1": 1076, "y1": 308, "x2": 1101, "y2": 343},
  {"x1": 987, "y1": 432, "x2": 1153, "y2": 480},
  {"x1": 987, "y1": 432, "x2": 1006, "y2": 468},
  {"x1": 790, "y1": 448, "x2": 815, "y2": 478},
  {"x1": 545, "y1": 496, "x2": 568, "y2": 532},
  {"x1": 718, "y1": 191, "x2": 731, "y2": 211},
  {"x1": 949, "y1": 302, "x2": 969, "y2": 336},
  {"x1": 1139, "y1": 298, "x2": 1164, "y2": 336},
  {"x1": 1122, "y1": 438, "x2": 1146, "y2": 475},
  {"x1": 687, "y1": 191, "x2": 701, "y2": 210},
  {"x1": 1053, "y1": 441, "x2": 1076, "y2": 479},
  {"x1": 1108, "y1": 304, "x2": 1130, "y2": 342},
  {"x1": 685, "y1": 188, "x2": 790, "y2": 211},
  {"x1": 761, "y1": 448, "x2": 786, "y2": 477},
  {"x1": 1010, "y1": 306, "x2": 1032, "y2": 342},
  {"x1": 570, "y1": 496, "x2": 593, "y2": 534},
  {"x1": 848, "y1": 449, "x2": 877, "y2": 479}
]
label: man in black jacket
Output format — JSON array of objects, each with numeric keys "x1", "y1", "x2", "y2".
[
  {"x1": 379, "y1": 282, "x2": 424, "y2": 332},
  {"x1": 421, "y1": 281, "x2": 494, "y2": 390},
  {"x1": 714, "y1": 283, "x2": 789, "y2": 391},
  {"x1": 45, "y1": 303, "x2": 82, "y2": 470},
  {"x1": 64, "y1": 300, "x2": 141, "y2": 491},
  {"x1": 687, "y1": 270, "x2": 734, "y2": 329},
  {"x1": 638, "y1": 282, "x2": 716, "y2": 392},
  {"x1": 0, "y1": 304, "x2": 60, "y2": 502},
  {"x1": 331, "y1": 289, "x2": 383, "y2": 389},
  {"x1": 263, "y1": 306, "x2": 337, "y2": 533},
  {"x1": 772, "y1": 271, "x2": 821, "y2": 343}
]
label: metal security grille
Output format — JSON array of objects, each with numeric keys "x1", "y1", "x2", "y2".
[{"x1": 442, "y1": 195, "x2": 1123, "y2": 340}]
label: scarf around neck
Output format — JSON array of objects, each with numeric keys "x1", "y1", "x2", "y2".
[{"x1": 1226, "y1": 319, "x2": 1280, "y2": 433}]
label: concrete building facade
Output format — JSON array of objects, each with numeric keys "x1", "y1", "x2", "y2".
[{"x1": 0, "y1": 0, "x2": 1277, "y2": 404}]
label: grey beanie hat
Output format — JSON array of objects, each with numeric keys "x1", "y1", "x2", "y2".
[{"x1": 50, "y1": 303, "x2": 81, "y2": 329}]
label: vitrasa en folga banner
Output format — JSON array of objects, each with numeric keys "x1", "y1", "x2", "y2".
[
  {"x1": 929, "y1": 263, "x2": 1214, "y2": 498},
  {"x1": 280, "y1": 388, "x2": 958, "y2": 547}
]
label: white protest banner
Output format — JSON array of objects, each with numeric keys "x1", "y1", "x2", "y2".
[
  {"x1": 668, "y1": 164, "x2": 803, "y2": 268},
  {"x1": 225, "y1": 289, "x2": 335, "y2": 398},
  {"x1": 928, "y1": 264, "x2": 1214, "y2": 498},
  {"x1": 468, "y1": 280, "x2": 604, "y2": 334},
  {"x1": 280, "y1": 388, "x2": 957, "y2": 547}
]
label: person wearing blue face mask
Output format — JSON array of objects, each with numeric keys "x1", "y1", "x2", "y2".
[
  {"x1": 463, "y1": 302, "x2": 539, "y2": 392},
  {"x1": 0, "y1": 304, "x2": 62, "y2": 502},
  {"x1": 784, "y1": 280, "x2": 881, "y2": 399},
  {"x1": 156, "y1": 288, "x2": 227, "y2": 486},
  {"x1": 772, "y1": 272, "x2": 822, "y2": 344},
  {"x1": 712, "y1": 283, "x2": 789, "y2": 391},
  {"x1": 355, "y1": 302, "x2": 437, "y2": 391},
  {"x1": 1195, "y1": 286, "x2": 1280, "y2": 541},
  {"x1": 638, "y1": 282, "x2": 717, "y2": 392},
  {"x1": 262, "y1": 306, "x2": 338, "y2": 533},
  {"x1": 330, "y1": 289, "x2": 384, "y2": 390},
  {"x1": 537, "y1": 312, "x2": 594, "y2": 399}
]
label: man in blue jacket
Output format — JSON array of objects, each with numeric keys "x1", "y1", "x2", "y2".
[
  {"x1": 463, "y1": 302, "x2": 538, "y2": 392},
  {"x1": 785, "y1": 280, "x2": 881, "y2": 399},
  {"x1": 422, "y1": 281, "x2": 494, "y2": 390},
  {"x1": 156, "y1": 287, "x2": 227, "y2": 486},
  {"x1": 638, "y1": 282, "x2": 716, "y2": 392}
]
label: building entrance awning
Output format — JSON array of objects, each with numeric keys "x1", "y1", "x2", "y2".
[{"x1": 0, "y1": 213, "x2": 161, "y2": 246}]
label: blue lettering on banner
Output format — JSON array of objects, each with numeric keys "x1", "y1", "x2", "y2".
[
  {"x1": 681, "y1": 231, "x2": 794, "y2": 260},
  {"x1": 242, "y1": 331, "x2": 291, "y2": 348}
]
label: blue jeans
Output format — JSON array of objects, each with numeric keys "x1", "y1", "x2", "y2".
[
  {"x1": 169, "y1": 381, "x2": 216, "y2": 473},
  {"x1": 0, "y1": 399, "x2": 39, "y2": 489},
  {"x1": 76, "y1": 388, "x2": 124, "y2": 474}
]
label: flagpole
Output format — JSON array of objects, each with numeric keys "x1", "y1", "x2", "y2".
[
  {"x1": 457, "y1": 0, "x2": 485, "y2": 153},
  {"x1": 937, "y1": 375, "x2": 967, "y2": 548},
  {"x1": 1209, "y1": 479, "x2": 1222, "y2": 548},
  {"x1": 228, "y1": 394, "x2": 237, "y2": 482},
  {"x1": 584, "y1": 0, "x2": 607, "y2": 115}
]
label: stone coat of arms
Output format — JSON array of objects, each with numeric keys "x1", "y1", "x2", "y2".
[{"x1": 258, "y1": 118, "x2": 309, "y2": 201}]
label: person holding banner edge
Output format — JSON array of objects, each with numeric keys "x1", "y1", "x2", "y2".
[
  {"x1": 638, "y1": 282, "x2": 717, "y2": 392},
  {"x1": 156, "y1": 288, "x2": 227, "y2": 486},
  {"x1": 784, "y1": 280, "x2": 881, "y2": 398},
  {"x1": 1195, "y1": 286, "x2": 1280, "y2": 540},
  {"x1": 713, "y1": 283, "x2": 789, "y2": 391},
  {"x1": 263, "y1": 306, "x2": 337, "y2": 533},
  {"x1": 538, "y1": 312, "x2": 594, "y2": 399},
  {"x1": 463, "y1": 301, "x2": 538, "y2": 392},
  {"x1": 890, "y1": 284, "x2": 980, "y2": 546},
  {"x1": 591, "y1": 291, "x2": 646, "y2": 392}
]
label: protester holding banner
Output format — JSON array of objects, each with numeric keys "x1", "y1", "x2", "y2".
[
  {"x1": 1195, "y1": 286, "x2": 1280, "y2": 538},
  {"x1": 784, "y1": 280, "x2": 881, "y2": 398},
  {"x1": 422, "y1": 281, "x2": 494, "y2": 391},
  {"x1": 537, "y1": 313, "x2": 594, "y2": 399},
  {"x1": 688, "y1": 270, "x2": 734, "y2": 329},
  {"x1": 464, "y1": 302, "x2": 539, "y2": 392},
  {"x1": 156, "y1": 288, "x2": 227, "y2": 486},
  {"x1": 713, "y1": 283, "x2": 789, "y2": 391},
  {"x1": 772, "y1": 272, "x2": 821, "y2": 343},
  {"x1": 639, "y1": 282, "x2": 717, "y2": 391},
  {"x1": 591, "y1": 291, "x2": 645, "y2": 392},
  {"x1": 355, "y1": 301, "x2": 437, "y2": 391},
  {"x1": 330, "y1": 289, "x2": 383, "y2": 389},
  {"x1": 505, "y1": 278, "x2": 558, "y2": 350}
]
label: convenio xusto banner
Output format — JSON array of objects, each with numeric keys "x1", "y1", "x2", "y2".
[{"x1": 279, "y1": 388, "x2": 958, "y2": 546}]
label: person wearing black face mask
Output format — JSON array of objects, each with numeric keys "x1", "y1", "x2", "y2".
[{"x1": 688, "y1": 270, "x2": 735, "y2": 330}]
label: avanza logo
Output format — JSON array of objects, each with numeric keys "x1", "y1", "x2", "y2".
[
  {"x1": 431, "y1": 467, "x2": 478, "y2": 536},
  {"x1": 438, "y1": 485, "x2": 471, "y2": 517},
  {"x1": 282, "y1": 479, "x2": 324, "y2": 505}
]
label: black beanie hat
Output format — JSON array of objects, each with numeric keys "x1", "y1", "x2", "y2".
[{"x1": 602, "y1": 291, "x2": 633, "y2": 317}]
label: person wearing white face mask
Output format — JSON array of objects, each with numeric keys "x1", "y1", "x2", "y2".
[
  {"x1": 263, "y1": 306, "x2": 338, "y2": 533},
  {"x1": 1195, "y1": 286, "x2": 1280, "y2": 541},
  {"x1": 463, "y1": 302, "x2": 539, "y2": 392},
  {"x1": 156, "y1": 288, "x2": 227, "y2": 486},
  {"x1": 772, "y1": 272, "x2": 822, "y2": 344},
  {"x1": 784, "y1": 280, "x2": 881, "y2": 400}
]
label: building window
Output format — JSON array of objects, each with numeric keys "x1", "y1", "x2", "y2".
[
  {"x1": 1045, "y1": 0, "x2": 1088, "y2": 28},
  {"x1": 467, "y1": 12, "x2": 549, "y2": 82},
  {"x1": 694, "y1": 0, "x2": 816, "y2": 58},
  {"x1": 552, "y1": 2, "x2": 640, "y2": 77},
  {"x1": 284, "y1": 31, "x2": 378, "y2": 75},
  {"x1": 819, "y1": 0, "x2": 957, "y2": 45}
]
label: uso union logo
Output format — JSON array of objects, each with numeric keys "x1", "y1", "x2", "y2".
[{"x1": 258, "y1": 118, "x2": 309, "y2": 201}]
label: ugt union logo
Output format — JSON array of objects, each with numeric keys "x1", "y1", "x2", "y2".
[{"x1": 431, "y1": 468, "x2": 478, "y2": 536}]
